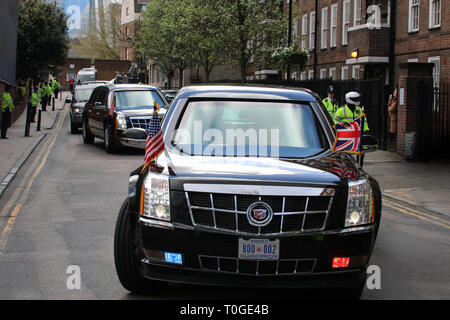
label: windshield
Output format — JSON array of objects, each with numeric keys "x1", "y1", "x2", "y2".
[
  {"x1": 74, "y1": 88, "x2": 95, "y2": 102},
  {"x1": 115, "y1": 90, "x2": 166, "y2": 110},
  {"x1": 172, "y1": 100, "x2": 326, "y2": 158},
  {"x1": 77, "y1": 73, "x2": 95, "y2": 84}
]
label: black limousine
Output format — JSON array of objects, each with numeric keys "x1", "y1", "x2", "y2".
[{"x1": 114, "y1": 86, "x2": 382, "y2": 299}]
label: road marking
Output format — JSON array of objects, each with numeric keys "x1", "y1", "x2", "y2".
[
  {"x1": 383, "y1": 200, "x2": 450, "y2": 230},
  {"x1": 0, "y1": 106, "x2": 67, "y2": 254}
]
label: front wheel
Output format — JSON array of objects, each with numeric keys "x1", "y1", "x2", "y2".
[
  {"x1": 114, "y1": 198, "x2": 168, "y2": 293},
  {"x1": 104, "y1": 124, "x2": 119, "y2": 154}
]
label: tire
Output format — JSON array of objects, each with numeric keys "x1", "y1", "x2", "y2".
[
  {"x1": 82, "y1": 120, "x2": 94, "y2": 144},
  {"x1": 114, "y1": 198, "x2": 168, "y2": 293},
  {"x1": 104, "y1": 124, "x2": 119, "y2": 154},
  {"x1": 70, "y1": 121, "x2": 78, "y2": 134}
]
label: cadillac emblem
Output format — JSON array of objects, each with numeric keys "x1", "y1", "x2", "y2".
[{"x1": 246, "y1": 201, "x2": 273, "y2": 227}]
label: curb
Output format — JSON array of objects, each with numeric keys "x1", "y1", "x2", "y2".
[
  {"x1": 46, "y1": 110, "x2": 60, "y2": 130},
  {"x1": 382, "y1": 192, "x2": 446, "y2": 217},
  {"x1": 0, "y1": 132, "x2": 47, "y2": 198}
]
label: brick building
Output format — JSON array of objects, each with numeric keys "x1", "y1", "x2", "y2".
[
  {"x1": 120, "y1": 0, "x2": 148, "y2": 67},
  {"x1": 261, "y1": 0, "x2": 447, "y2": 88}
]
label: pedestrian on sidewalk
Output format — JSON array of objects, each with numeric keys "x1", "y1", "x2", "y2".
[
  {"x1": 68, "y1": 77, "x2": 74, "y2": 94},
  {"x1": 387, "y1": 88, "x2": 398, "y2": 150},
  {"x1": 1, "y1": 85, "x2": 15, "y2": 139},
  {"x1": 31, "y1": 86, "x2": 40, "y2": 123}
]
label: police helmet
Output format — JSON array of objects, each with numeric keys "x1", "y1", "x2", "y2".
[
  {"x1": 327, "y1": 85, "x2": 335, "y2": 93},
  {"x1": 345, "y1": 91, "x2": 361, "y2": 106}
]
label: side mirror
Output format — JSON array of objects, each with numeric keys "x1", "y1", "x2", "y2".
[
  {"x1": 362, "y1": 134, "x2": 378, "y2": 153},
  {"x1": 94, "y1": 102, "x2": 103, "y2": 108}
]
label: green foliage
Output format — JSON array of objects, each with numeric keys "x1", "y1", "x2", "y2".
[
  {"x1": 271, "y1": 44, "x2": 309, "y2": 72},
  {"x1": 16, "y1": 0, "x2": 70, "y2": 80},
  {"x1": 137, "y1": 0, "x2": 289, "y2": 84}
]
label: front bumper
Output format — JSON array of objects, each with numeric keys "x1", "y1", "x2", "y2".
[
  {"x1": 70, "y1": 111, "x2": 83, "y2": 124},
  {"x1": 138, "y1": 218, "x2": 375, "y2": 288}
]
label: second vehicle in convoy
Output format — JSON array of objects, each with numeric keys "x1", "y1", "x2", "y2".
[
  {"x1": 69, "y1": 82, "x2": 105, "y2": 133},
  {"x1": 82, "y1": 84, "x2": 168, "y2": 153}
]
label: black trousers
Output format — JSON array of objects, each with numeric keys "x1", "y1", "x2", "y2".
[
  {"x1": 42, "y1": 96, "x2": 48, "y2": 111},
  {"x1": 54, "y1": 89, "x2": 59, "y2": 99},
  {"x1": 1, "y1": 109, "x2": 11, "y2": 138},
  {"x1": 31, "y1": 105, "x2": 37, "y2": 122}
]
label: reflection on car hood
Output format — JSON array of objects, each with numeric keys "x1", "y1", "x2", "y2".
[
  {"x1": 72, "y1": 102, "x2": 86, "y2": 108},
  {"x1": 155, "y1": 149, "x2": 362, "y2": 185},
  {"x1": 116, "y1": 105, "x2": 168, "y2": 116}
]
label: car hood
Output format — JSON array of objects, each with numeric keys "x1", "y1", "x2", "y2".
[
  {"x1": 155, "y1": 149, "x2": 362, "y2": 187},
  {"x1": 72, "y1": 102, "x2": 86, "y2": 108}
]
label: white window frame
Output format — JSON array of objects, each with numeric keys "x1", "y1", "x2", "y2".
[
  {"x1": 354, "y1": 0, "x2": 362, "y2": 26},
  {"x1": 293, "y1": 19, "x2": 299, "y2": 39},
  {"x1": 342, "y1": 0, "x2": 350, "y2": 45},
  {"x1": 429, "y1": 0, "x2": 441, "y2": 29},
  {"x1": 301, "y1": 14, "x2": 308, "y2": 49},
  {"x1": 320, "y1": 68, "x2": 327, "y2": 79},
  {"x1": 330, "y1": 4, "x2": 338, "y2": 48},
  {"x1": 352, "y1": 65, "x2": 360, "y2": 79},
  {"x1": 300, "y1": 71, "x2": 307, "y2": 80},
  {"x1": 309, "y1": 11, "x2": 316, "y2": 49},
  {"x1": 308, "y1": 69, "x2": 314, "y2": 80},
  {"x1": 428, "y1": 56, "x2": 440, "y2": 110},
  {"x1": 341, "y1": 66, "x2": 349, "y2": 80},
  {"x1": 321, "y1": 7, "x2": 328, "y2": 49},
  {"x1": 329, "y1": 67, "x2": 337, "y2": 80},
  {"x1": 408, "y1": 0, "x2": 420, "y2": 33}
]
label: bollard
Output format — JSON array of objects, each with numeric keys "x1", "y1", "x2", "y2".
[
  {"x1": 25, "y1": 101, "x2": 31, "y2": 137},
  {"x1": 36, "y1": 110, "x2": 41, "y2": 131},
  {"x1": 52, "y1": 97, "x2": 55, "y2": 111}
]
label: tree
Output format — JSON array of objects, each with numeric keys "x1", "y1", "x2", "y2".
[
  {"x1": 224, "y1": 0, "x2": 289, "y2": 83},
  {"x1": 16, "y1": 0, "x2": 70, "y2": 81},
  {"x1": 70, "y1": 0, "x2": 121, "y2": 60},
  {"x1": 137, "y1": 0, "x2": 195, "y2": 88}
]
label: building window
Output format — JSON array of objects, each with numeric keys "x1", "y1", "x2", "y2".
[
  {"x1": 309, "y1": 11, "x2": 315, "y2": 49},
  {"x1": 125, "y1": 26, "x2": 129, "y2": 37},
  {"x1": 320, "y1": 68, "x2": 327, "y2": 79},
  {"x1": 126, "y1": 7, "x2": 129, "y2": 16},
  {"x1": 293, "y1": 19, "x2": 298, "y2": 39},
  {"x1": 341, "y1": 66, "x2": 349, "y2": 80},
  {"x1": 342, "y1": 0, "x2": 350, "y2": 45},
  {"x1": 301, "y1": 14, "x2": 308, "y2": 49},
  {"x1": 352, "y1": 65, "x2": 360, "y2": 79},
  {"x1": 429, "y1": 0, "x2": 441, "y2": 28},
  {"x1": 428, "y1": 56, "x2": 440, "y2": 110},
  {"x1": 409, "y1": 0, "x2": 420, "y2": 32},
  {"x1": 125, "y1": 47, "x2": 128, "y2": 60},
  {"x1": 330, "y1": 4, "x2": 338, "y2": 48},
  {"x1": 354, "y1": 0, "x2": 362, "y2": 26},
  {"x1": 308, "y1": 69, "x2": 314, "y2": 80},
  {"x1": 300, "y1": 71, "x2": 306, "y2": 80},
  {"x1": 329, "y1": 67, "x2": 337, "y2": 80},
  {"x1": 321, "y1": 7, "x2": 328, "y2": 49}
]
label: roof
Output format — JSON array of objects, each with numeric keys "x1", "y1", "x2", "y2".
[{"x1": 176, "y1": 85, "x2": 318, "y2": 101}]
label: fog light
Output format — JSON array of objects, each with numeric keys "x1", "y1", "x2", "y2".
[
  {"x1": 165, "y1": 252, "x2": 183, "y2": 264},
  {"x1": 332, "y1": 257, "x2": 350, "y2": 269}
]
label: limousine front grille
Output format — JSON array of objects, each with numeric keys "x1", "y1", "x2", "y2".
[
  {"x1": 198, "y1": 255, "x2": 317, "y2": 275},
  {"x1": 185, "y1": 192, "x2": 333, "y2": 236},
  {"x1": 127, "y1": 116, "x2": 152, "y2": 130}
]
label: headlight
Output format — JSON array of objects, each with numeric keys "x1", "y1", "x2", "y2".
[
  {"x1": 140, "y1": 172, "x2": 170, "y2": 221},
  {"x1": 345, "y1": 178, "x2": 374, "y2": 227},
  {"x1": 73, "y1": 108, "x2": 81, "y2": 113},
  {"x1": 116, "y1": 112, "x2": 127, "y2": 130}
]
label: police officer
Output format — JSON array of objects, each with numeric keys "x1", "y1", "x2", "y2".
[
  {"x1": 31, "y1": 86, "x2": 40, "y2": 122},
  {"x1": 323, "y1": 85, "x2": 339, "y2": 118},
  {"x1": 1, "y1": 85, "x2": 15, "y2": 139},
  {"x1": 47, "y1": 81, "x2": 54, "y2": 106},
  {"x1": 333, "y1": 91, "x2": 369, "y2": 132},
  {"x1": 41, "y1": 82, "x2": 48, "y2": 111},
  {"x1": 52, "y1": 78, "x2": 60, "y2": 99}
]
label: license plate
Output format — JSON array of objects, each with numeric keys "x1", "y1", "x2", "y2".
[{"x1": 238, "y1": 238, "x2": 279, "y2": 260}]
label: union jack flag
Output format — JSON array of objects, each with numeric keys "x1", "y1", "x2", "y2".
[
  {"x1": 332, "y1": 116, "x2": 364, "y2": 154},
  {"x1": 144, "y1": 106, "x2": 164, "y2": 164}
]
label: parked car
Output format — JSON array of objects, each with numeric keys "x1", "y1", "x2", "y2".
[
  {"x1": 82, "y1": 84, "x2": 168, "y2": 153},
  {"x1": 69, "y1": 82, "x2": 105, "y2": 133},
  {"x1": 114, "y1": 86, "x2": 382, "y2": 298},
  {"x1": 161, "y1": 89, "x2": 178, "y2": 104}
]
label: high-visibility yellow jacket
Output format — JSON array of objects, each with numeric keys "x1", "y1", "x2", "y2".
[
  {"x1": 1, "y1": 92, "x2": 14, "y2": 112},
  {"x1": 333, "y1": 104, "x2": 369, "y2": 131},
  {"x1": 32, "y1": 92, "x2": 40, "y2": 106},
  {"x1": 46, "y1": 85, "x2": 53, "y2": 96},
  {"x1": 322, "y1": 97, "x2": 339, "y2": 118}
]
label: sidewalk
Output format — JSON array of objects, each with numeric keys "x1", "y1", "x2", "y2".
[
  {"x1": 364, "y1": 150, "x2": 450, "y2": 218},
  {"x1": 0, "y1": 92, "x2": 69, "y2": 197}
]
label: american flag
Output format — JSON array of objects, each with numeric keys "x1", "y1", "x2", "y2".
[
  {"x1": 332, "y1": 116, "x2": 364, "y2": 154},
  {"x1": 144, "y1": 109, "x2": 164, "y2": 164}
]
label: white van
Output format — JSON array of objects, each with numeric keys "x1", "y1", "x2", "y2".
[{"x1": 76, "y1": 68, "x2": 97, "y2": 85}]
